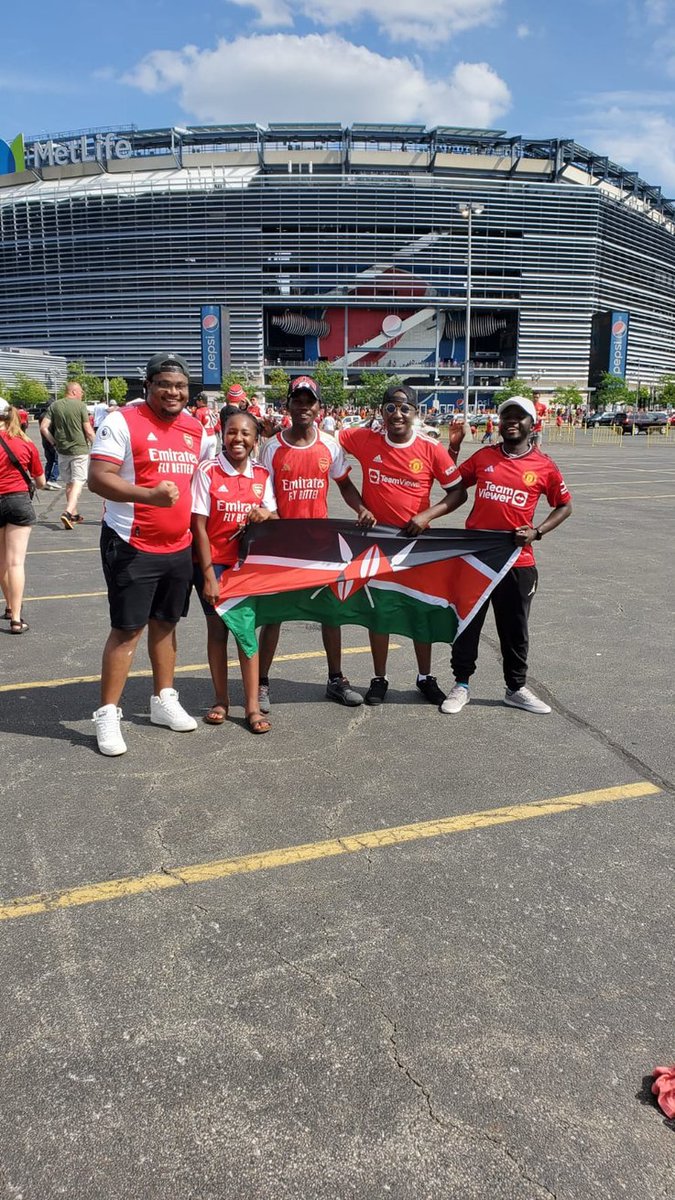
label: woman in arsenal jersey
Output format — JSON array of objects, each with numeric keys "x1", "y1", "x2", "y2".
[{"x1": 191, "y1": 410, "x2": 277, "y2": 733}]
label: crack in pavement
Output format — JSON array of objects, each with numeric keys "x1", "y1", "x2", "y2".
[
  {"x1": 321, "y1": 914, "x2": 558, "y2": 1198},
  {"x1": 482, "y1": 633, "x2": 675, "y2": 795}
]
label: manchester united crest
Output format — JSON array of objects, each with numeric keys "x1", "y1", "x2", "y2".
[
  {"x1": 522, "y1": 471, "x2": 538, "y2": 486},
  {"x1": 409, "y1": 458, "x2": 423, "y2": 474}
]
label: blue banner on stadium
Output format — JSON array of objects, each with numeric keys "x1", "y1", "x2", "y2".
[
  {"x1": 608, "y1": 311, "x2": 629, "y2": 378},
  {"x1": 200, "y1": 304, "x2": 223, "y2": 386}
]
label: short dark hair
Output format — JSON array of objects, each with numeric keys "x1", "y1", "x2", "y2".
[{"x1": 221, "y1": 407, "x2": 260, "y2": 436}]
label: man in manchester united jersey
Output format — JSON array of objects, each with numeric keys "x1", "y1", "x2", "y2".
[
  {"x1": 259, "y1": 375, "x2": 375, "y2": 711},
  {"x1": 441, "y1": 396, "x2": 572, "y2": 716},
  {"x1": 88, "y1": 353, "x2": 210, "y2": 756},
  {"x1": 339, "y1": 384, "x2": 467, "y2": 708}
]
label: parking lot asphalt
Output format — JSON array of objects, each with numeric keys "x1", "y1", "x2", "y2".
[{"x1": 1, "y1": 429, "x2": 674, "y2": 1199}]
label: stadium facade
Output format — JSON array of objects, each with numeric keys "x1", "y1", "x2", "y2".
[{"x1": 1, "y1": 123, "x2": 674, "y2": 398}]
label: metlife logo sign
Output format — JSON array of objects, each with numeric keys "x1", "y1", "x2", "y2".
[
  {"x1": 0, "y1": 132, "x2": 133, "y2": 175},
  {"x1": 0, "y1": 134, "x2": 25, "y2": 175}
]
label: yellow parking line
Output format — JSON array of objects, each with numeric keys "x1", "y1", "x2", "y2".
[
  {"x1": 23, "y1": 591, "x2": 107, "y2": 603},
  {"x1": 583, "y1": 493, "x2": 675, "y2": 501},
  {"x1": 0, "y1": 644, "x2": 400, "y2": 693},
  {"x1": 27, "y1": 547, "x2": 99, "y2": 555},
  {"x1": 0, "y1": 782, "x2": 661, "y2": 922}
]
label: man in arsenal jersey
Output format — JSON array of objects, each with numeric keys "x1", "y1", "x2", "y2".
[
  {"x1": 441, "y1": 396, "x2": 572, "y2": 716},
  {"x1": 259, "y1": 375, "x2": 375, "y2": 711},
  {"x1": 189, "y1": 393, "x2": 219, "y2": 458},
  {"x1": 338, "y1": 383, "x2": 467, "y2": 707},
  {"x1": 88, "y1": 352, "x2": 210, "y2": 756}
]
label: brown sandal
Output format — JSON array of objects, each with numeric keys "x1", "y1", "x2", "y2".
[
  {"x1": 9, "y1": 618, "x2": 29, "y2": 634},
  {"x1": 246, "y1": 711, "x2": 271, "y2": 734},
  {"x1": 204, "y1": 704, "x2": 228, "y2": 725}
]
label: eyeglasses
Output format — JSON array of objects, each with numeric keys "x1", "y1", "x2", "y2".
[
  {"x1": 150, "y1": 379, "x2": 188, "y2": 392},
  {"x1": 383, "y1": 402, "x2": 414, "y2": 415}
]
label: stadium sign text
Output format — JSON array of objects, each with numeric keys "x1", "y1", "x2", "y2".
[{"x1": 24, "y1": 133, "x2": 133, "y2": 170}]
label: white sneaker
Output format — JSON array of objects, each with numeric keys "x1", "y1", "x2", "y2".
[
  {"x1": 150, "y1": 688, "x2": 198, "y2": 731},
  {"x1": 504, "y1": 686, "x2": 551, "y2": 715},
  {"x1": 93, "y1": 704, "x2": 127, "y2": 756},
  {"x1": 440, "y1": 684, "x2": 470, "y2": 714}
]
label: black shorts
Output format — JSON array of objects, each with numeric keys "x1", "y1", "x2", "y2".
[
  {"x1": 192, "y1": 561, "x2": 231, "y2": 617},
  {"x1": 100, "y1": 524, "x2": 193, "y2": 630},
  {"x1": 0, "y1": 491, "x2": 36, "y2": 528}
]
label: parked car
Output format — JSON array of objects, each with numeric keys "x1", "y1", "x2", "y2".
[
  {"x1": 586, "y1": 411, "x2": 626, "y2": 429},
  {"x1": 622, "y1": 411, "x2": 669, "y2": 434}
]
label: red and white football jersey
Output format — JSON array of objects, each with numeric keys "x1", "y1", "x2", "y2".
[
  {"x1": 191, "y1": 454, "x2": 276, "y2": 565},
  {"x1": 339, "y1": 426, "x2": 462, "y2": 525},
  {"x1": 91, "y1": 404, "x2": 210, "y2": 552},
  {"x1": 260, "y1": 429, "x2": 349, "y2": 519},
  {"x1": 459, "y1": 445, "x2": 571, "y2": 567}
]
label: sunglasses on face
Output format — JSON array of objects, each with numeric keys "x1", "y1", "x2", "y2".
[{"x1": 383, "y1": 402, "x2": 414, "y2": 415}]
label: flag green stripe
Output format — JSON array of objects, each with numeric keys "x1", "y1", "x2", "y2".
[{"x1": 221, "y1": 586, "x2": 459, "y2": 658}]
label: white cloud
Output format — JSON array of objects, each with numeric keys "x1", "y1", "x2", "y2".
[
  {"x1": 122, "y1": 34, "x2": 511, "y2": 128},
  {"x1": 229, "y1": 0, "x2": 502, "y2": 44},
  {"x1": 580, "y1": 93, "x2": 675, "y2": 190},
  {"x1": 516, "y1": 23, "x2": 530, "y2": 38}
]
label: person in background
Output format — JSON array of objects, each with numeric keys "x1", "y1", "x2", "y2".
[
  {"x1": 0, "y1": 398, "x2": 46, "y2": 633},
  {"x1": 40, "y1": 382, "x2": 94, "y2": 529},
  {"x1": 189, "y1": 393, "x2": 219, "y2": 459}
]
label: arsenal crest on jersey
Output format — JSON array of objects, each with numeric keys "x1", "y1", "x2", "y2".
[
  {"x1": 183, "y1": 433, "x2": 194, "y2": 449},
  {"x1": 252, "y1": 483, "x2": 264, "y2": 499}
]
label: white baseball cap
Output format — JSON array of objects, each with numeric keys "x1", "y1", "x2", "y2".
[
  {"x1": 0, "y1": 398, "x2": 10, "y2": 415},
  {"x1": 497, "y1": 396, "x2": 537, "y2": 422}
]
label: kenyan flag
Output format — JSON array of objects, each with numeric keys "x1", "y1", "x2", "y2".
[{"x1": 216, "y1": 519, "x2": 521, "y2": 658}]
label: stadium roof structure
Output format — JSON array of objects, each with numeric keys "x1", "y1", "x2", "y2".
[{"x1": 10, "y1": 123, "x2": 674, "y2": 223}]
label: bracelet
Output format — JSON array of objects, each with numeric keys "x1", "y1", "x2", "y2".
[{"x1": 534, "y1": 528, "x2": 543, "y2": 540}]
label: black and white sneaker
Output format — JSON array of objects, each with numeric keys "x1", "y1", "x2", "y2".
[
  {"x1": 326, "y1": 676, "x2": 363, "y2": 706},
  {"x1": 364, "y1": 676, "x2": 389, "y2": 706},
  {"x1": 416, "y1": 675, "x2": 447, "y2": 707}
]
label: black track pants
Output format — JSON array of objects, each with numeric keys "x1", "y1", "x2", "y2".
[{"x1": 451, "y1": 565, "x2": 538, "y2": 692}]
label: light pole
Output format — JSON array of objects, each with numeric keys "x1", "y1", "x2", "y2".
[
  {"x1": 459, "y1": 201, "x2": 484, "y2": 429},
  {"x1": 103, "y1": 356, "x2": 109, "y2": 401}
]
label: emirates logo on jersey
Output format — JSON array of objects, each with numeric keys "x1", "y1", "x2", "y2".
[
  {"x1": 252, "y1": 483, "x2": 264, "y2": 499},
  {"x1": 183, "y1": 434, "x2": 194, "y2": 449},
  {"x1": 522, "y1": 471, "x2": 538, "y2": 486},
  {"x1": 409, "y1": 458, "x2": 423, "y2": 474}
]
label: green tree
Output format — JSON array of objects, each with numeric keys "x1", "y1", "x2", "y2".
[
  {"x1": 552, "y1": 384, "x2": 584, "y2": 409},
  {"x1": 66, "y1": 359, "x2": 88, "y2": 385},
  {"x1": 83, "y1": 374, "x2": 105, "y2": 403},
  {"x1": 221, "y1": 369, "x2": 254, "y2": 395},
  {"x1": 493, "y1": 378, "x2": 534, "y2": 404},
  {"x1": 8, "y1": 374, "x2": 50, "y2": 408},
  {"x1": 108, "y1": 377, "x2": 128, "y2": 405},
  {"x1": 355, "y1": 372, "x2": 400, "y2": 410},
  {"x1": 265, "y1": 367, "x2": 291, "y2": 406},
  {"x1": 657, "y1": 373, "x2": 675, "y2": 406},
  {"x1": 312, "y1": 363, "x2": 348, "y2": 410},
  {"x1": 595, "y1": 371, "x2": 631, "y2": 408}
]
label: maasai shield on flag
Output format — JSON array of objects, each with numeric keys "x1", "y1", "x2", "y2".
[{"x1": 216, "y1": 520, "x2": 521, "y2": 658}]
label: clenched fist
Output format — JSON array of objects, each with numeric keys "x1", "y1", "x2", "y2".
[{"x1": 148, "y1": 480, "x2": 180, "y2": 507}]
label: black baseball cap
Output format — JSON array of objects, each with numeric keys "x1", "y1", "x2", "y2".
[{"x1": 145, "y1": 352, "x2": 190, "y2": 380}]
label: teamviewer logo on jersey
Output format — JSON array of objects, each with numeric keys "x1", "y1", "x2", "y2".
[{"x1": 369, "y1": 468, "x2": 381, "y2": 485}]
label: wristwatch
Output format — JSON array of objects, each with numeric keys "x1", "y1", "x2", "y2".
[{"x1": 534, "y1": 527, "x2": 543, "y2": 540}]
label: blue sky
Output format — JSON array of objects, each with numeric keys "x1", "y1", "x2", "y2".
[{"x1": 5, "y1": 0, "x2": 675, "y2": 190}]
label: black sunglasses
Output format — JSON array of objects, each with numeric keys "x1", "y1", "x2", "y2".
[{"x1": 383, "y1": 402, "x2": 414, "y2": 415}]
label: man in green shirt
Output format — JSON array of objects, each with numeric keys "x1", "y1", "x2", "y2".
[{"x1": 40, "y1": 383, "x2": 94, "y2": 529}]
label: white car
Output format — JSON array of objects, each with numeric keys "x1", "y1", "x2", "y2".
[{"x1": 340, "y1": 415, "x2": 364, "y2": 429}]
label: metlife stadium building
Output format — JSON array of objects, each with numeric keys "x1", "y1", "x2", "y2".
[{"x1": 1, "y1": 123, "x2": 674, "y2": 394}]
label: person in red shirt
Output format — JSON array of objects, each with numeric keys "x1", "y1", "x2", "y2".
[
  {"x1": 339, "y1": 383, "x2": 467, "y2": 707},
  {"x1": 88, "y1": 353, "x2": 210, "y2": 756},
  {"x1": 0, "y1": 398, "x2": 46, "y2": 633},
  {"x1": 191, "y1": 409, "x2": 277, "y2": 733},
  {"x1": 259, "y1": 375, "x2": 375, "y2": 711},
  {"x1": 189, "y1": 393, "x2": 219, "y2": 458},
  {"x1": 17, "y1": 407, "x2": 29, "y2": 432},
  {"x1": 441, "y1": 396, "x2": 572, "y2": 716}
]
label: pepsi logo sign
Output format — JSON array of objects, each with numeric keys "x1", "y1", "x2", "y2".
[
  {"x1": 203, "y1": 314, "x2": 219, "y2": 331},
  {"x1": 611, "y1": 320, "x2": 627, "y2": 337}
]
